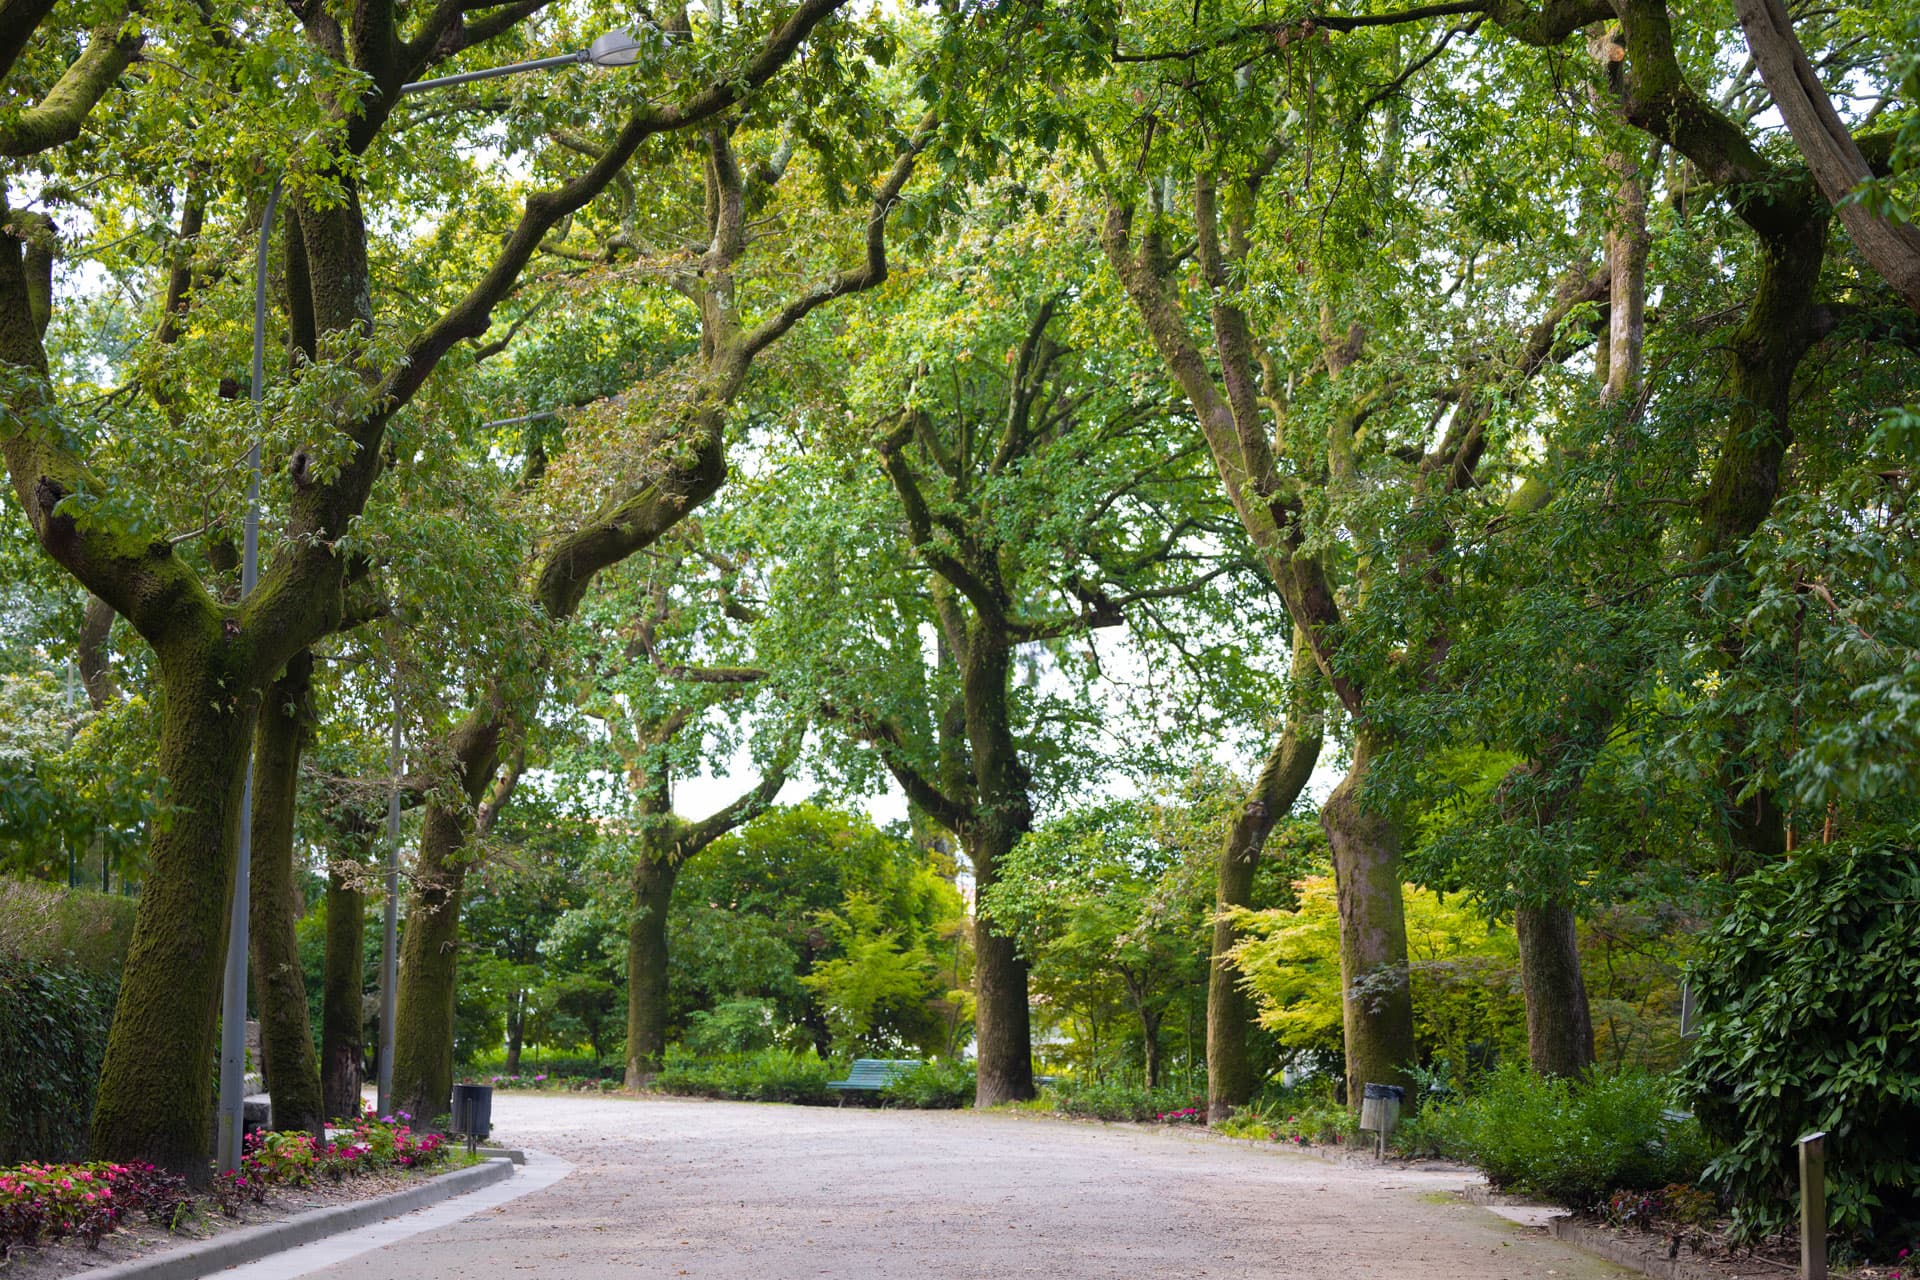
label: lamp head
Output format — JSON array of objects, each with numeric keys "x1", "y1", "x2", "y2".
[{"x1": 588, "y1": 28, "x2": 645, "y2": 66}]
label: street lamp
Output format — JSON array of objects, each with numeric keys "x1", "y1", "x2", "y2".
[{"x1": 216, "y1": 30, "x2": 641, "y2": 1174}]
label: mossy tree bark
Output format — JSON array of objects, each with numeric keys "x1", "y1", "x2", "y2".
[
  {"x1": 391, "y1": 710, "x2": 507, "y2": 1127},
  {"x1": 321, "y1": 853, "x2": 367, "y2": 1121},
  {"x1": 625, "y1": 847, "x2": 680, "y2": 1081},
  {"x1": 248, "y1": 651, "x2": 325, "y2": 1134},
  {"x1": 88, "y1": 640, "x2": 258, "y2": 1175},
  {"x1": 1208, "y1": 630, "x2": 1322, "y2": 1121},
  {"x1": 1318, "y1": 732, "x2": 1416, "y2": 1101},
  {"x1": 1515, "y1": 904, "x2": 1594, "y2": 1077}
]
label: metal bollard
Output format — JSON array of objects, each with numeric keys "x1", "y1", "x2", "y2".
[{"x1": 1798, "y1": 1130, "x2": 1827, "y2": 1280}]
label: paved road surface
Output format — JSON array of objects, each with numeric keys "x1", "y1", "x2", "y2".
[{"x1": 288, "y1": 1093, "x2": 1625, "y2": 1279}]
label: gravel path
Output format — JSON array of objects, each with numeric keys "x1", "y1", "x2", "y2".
[{"x1": 295, "y1": 1093, "x2": 1627, "y2": 1280}]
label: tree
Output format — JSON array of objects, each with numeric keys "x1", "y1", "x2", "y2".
[
  {"x1": 388, "y1": 54, "x2": 933, "y2": 1123},
  {"x1": 981, "y1": 799, "x2": 1216, "y2": 1090},
  {"x1": 669, "y1": 804, "x2": 968, "y2": 1058},
  {"x1": 761, "y1": 224, "x2": 1260, "y2": 1101},
  {"x1": 3, "y1": 0, "x2": 859, "y2": 1171},
  {"x1": 577, "y1": 534, "x2": 798, "y2": 1084}
]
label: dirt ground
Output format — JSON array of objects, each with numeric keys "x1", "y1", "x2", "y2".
[{"x1": 279, "y1": 1093, "x2": 1630, "y2": 1280}]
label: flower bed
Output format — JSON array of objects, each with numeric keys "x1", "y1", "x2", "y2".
[{"x1": 0, "y1": 1111, "x2": 455, "y2": 1259}]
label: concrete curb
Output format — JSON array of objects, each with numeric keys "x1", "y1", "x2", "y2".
[
  {"x1": 1548, "y1": 1214, "x2": 1726, "y2": 1280},
  {"x1": 473, "y1": 1147, "x2": 526, "y2": 1165},
  {"x1": 80, "y1": 1157, "x2": 515, "y2": 1280}
]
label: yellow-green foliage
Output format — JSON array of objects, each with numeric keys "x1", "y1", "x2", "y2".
[{"x1": 1226, "y1": 877, "x2": 1525, "y2": 1067}]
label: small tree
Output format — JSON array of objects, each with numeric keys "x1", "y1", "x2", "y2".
[
  {"x1": 800, "y1": 892, "x2": 938, "y2": 1059},
  {"x1": 980, "y1": 800, "x2": 1214, "y2": 1089}
]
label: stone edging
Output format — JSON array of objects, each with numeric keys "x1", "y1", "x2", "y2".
[
  {"x1": 77, "y1": 1157, "x2": 516, "y2": 1280},
  {"x1": 1548, "y1": 1216, "x2": 1731, "y2": 1280}
]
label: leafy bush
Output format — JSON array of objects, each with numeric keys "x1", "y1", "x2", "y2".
[
  {"x1": 681, "y1": 998, "x2": 782, "y2": 1056},
  {"x1": 1421, "y1": 1064, "x2": 1715, "y2": 1210},
  {"x1": 1681, "y1": 832, "x2": 1920, "y2": 1247},
  {"x1": 653, "y1": 1049, "x2": 843, "y2": 1105},
  {"x1": 880, "y1": 1059, "x2": 974, "y2": 1109},
  {"x1": 1048, "y1": 1077, "x2": 1206, "y2": 1123},
  {"x1": 0, "y1": 879, "x2": 136, "y2": 975},
  {"x1": 0, "y1": 952, "x2": 117, "y2": 1163}
]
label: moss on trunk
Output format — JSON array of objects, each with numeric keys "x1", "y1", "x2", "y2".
[
  {"x1": 625, "y1": 848, "x2": 680, "y2": 1086},
  {"x1": 321, "y1": 856, "x2": 366, "y2": 1121},
  {"x1": 959, "y1": 640, "x2": 1036, "y2": 1107},
  {"x1": 1515, "y1": 902, "x2": 1595, "y2": 1077},
  {"x1": 90, "y1": 633, "x2": 256, "y2": 1177},
  {"x1": 1208, "y1": 646, "x2": 1321, "y2": 1121},
  {"x1": 1318, "y1": 732, "x2": 1415, "y2": 1105},
  {"x1": 248, "y1": 652, "x2": 324, "y2": 1134},
  {"x1": 390, "y1": 799, "x2": 469, "y2": 1128}
]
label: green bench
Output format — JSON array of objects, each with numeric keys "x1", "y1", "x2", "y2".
[{"x1": 826, "y1": 1058, "x2": 922, "y2": 1104}]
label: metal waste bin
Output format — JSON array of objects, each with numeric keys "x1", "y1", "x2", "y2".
[
  {"x1": 450, "y1": 1083, "x2": 493, "y2": 1140},
  {"x1": 1358, "y1": 1083, "x2": 1404, "y2": 1135}
]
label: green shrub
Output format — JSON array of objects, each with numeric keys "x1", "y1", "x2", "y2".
[
  {"x1": 1421, "y1": 1064, "x2": 1715, "y2": 1210},
  {"x1": 681, "y1": 998, "x2": 782, "y2": 1056},
  {"x1": 1049, "y1": 1077, "x2": 1206, "y2": 1122},
  {"x1": 1681, "y1": 832, "x2": 1920, "y2": 1247},
  {"x1": 0, "y1": 951, "x2": 117, "y2": 1163},
  {"x1": 0, "y1": 877, "x2": 136, "y2": 975},
  {"x1": 881, "y1": 1059, "x2": 974, "y2": 1109},
  {"x1": 653, "y1": 1049, "x2": 843, "y2": 1105}
]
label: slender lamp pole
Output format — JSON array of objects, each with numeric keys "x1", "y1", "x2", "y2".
[
  {"x1": 216, "y1": 28, "x2": 642, "y2": 1173},
  {"x1": 376, "y1": 671, "x2": 402, "y2": 1116}
]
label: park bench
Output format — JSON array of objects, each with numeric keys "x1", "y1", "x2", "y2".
[{"x1": 826, "y1": 1058, "x2": 922, "y2": 1104}]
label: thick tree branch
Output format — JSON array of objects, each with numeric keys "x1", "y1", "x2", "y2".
[
  {"x1": 393, "y1": 0, "x2": 854, "y2": 408},
  {"x1": 0, "y1": 17, "x2": 141, "y2": 158},
  {"x1": 823, "y1": 702, "x2": 972, "y2": 832},
  {"x1": 679, "y1": 744, "x2": 797, "y2": 856},
  {"x1": 1733, "y1": 0, "x2": 1920, "y2": 311}
]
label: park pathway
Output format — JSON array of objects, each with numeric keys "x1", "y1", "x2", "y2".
[{"x1": 278, "y1": 1093, "x2": 1626, "y2": 1280}]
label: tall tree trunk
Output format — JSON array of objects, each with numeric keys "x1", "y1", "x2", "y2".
[
  {"x1": 1318, "y1": 731, "x2": 1415, "y2": 1104},
  {"x1": 967, "y1": 807, "x2": 1034, "y2": 1105},
  {"x1": 248, "y1": 651, "x2": 324, "y2": 1134},
  {"x1": 625, "y1": 848, "x2": 681, "y2": 1086},
  {"x1": 1697, "y1": 214, "x2": 1829, "y2": 868},
  {"x1": 1515, "y1": 903, "x2": 1594, "y2": 1077},
  {"x1": 962, "y1": 641, "x2": 1035, "y2": 1107},
  {"x1": 1208, "y1": 633, "x2": 1323, "y2": 1122},
  {"x1": 1127, "y1": 984, "x2": 1163, "y2": 1092},
  {"x1": 90, "y1": 649, "x2": 258, "y2": 1175},
  {"x1": 390, "y1": 806, "x2": 470, "y2": 1128},
  {"x1": 504, "y1": 997, "x2": 523, "y2": 1075},
  {"x1": 391, "y1": 709, "x2": 503, "y2": 1127},
  {"x1": 320, "y1": 855, "x2": 365, "y2": 1121}
]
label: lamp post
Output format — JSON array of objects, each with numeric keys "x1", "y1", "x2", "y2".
[{"x1": 216, "y1": 30, "x2": 641, "y2": 1173}]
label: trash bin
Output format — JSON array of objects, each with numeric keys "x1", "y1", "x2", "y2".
[
  {"x1": 1358, "y1": 1082, "x2": 1404, "y2": 1135},
  {"x1": 450, "y1": 1083, "x2": 493, "y2": 1140}
]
